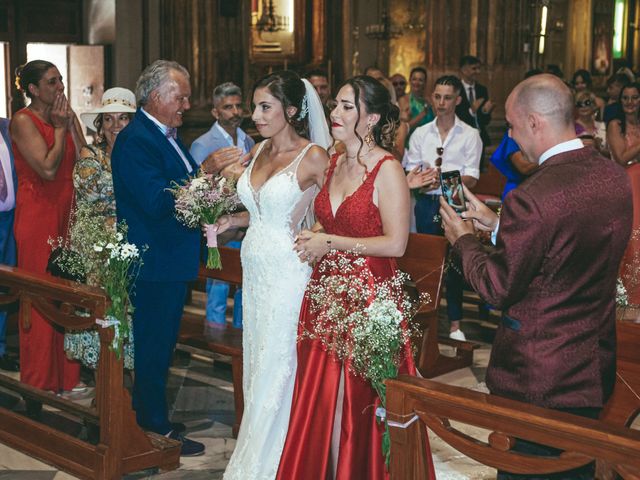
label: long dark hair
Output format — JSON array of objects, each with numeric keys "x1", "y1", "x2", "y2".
[
  {"x1": 341, "y1": 75, "x2": 400, "y2": 165},
  {"x1": 15, "y1": 60, "x2": 57, "y2": 99},
  {"x1": 618, "y1": 82, "x2": 640, "y2": 135},
  {"x1": 253, "y1": 70, "x2": 309, "y2": 138}
]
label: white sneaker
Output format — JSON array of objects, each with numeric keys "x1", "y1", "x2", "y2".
[{"x1": 449, "y1": 329, "x2": 466, "y2": 341}]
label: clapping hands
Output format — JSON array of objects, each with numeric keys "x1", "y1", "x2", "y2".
[{"x1": 50, "y1": 93, "x2": 73, "y2": 129}]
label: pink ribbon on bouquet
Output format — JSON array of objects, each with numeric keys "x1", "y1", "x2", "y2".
[{"x1": 204, "y1": 224, "x2": 219, "y2": 248}]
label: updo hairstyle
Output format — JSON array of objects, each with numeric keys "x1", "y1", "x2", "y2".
[
  {"x1": 15, "y1": 60, "x2": 57, "y2": 99},
  {"x1": 342, "y1": 75, "x2": 400, "y2": 154},
  {"x1": 253, "y1": 70, "x2": 309, "y2": 138}
]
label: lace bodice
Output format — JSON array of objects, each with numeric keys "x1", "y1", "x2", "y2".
[
  {"x1": 238, "y1": 140, "x2": 318, "y2": 238},
  {"x1": 314, "y1": 152, "x2": 394, "y2": 238}
]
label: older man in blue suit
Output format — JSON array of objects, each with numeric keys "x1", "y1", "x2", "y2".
[
  {"x1": 0, "y1": 118, "x2": 17, "y2": 372},
  {"x1": 112, "y1": 60, "x2": 206, "y2": 456},
  {"x1": 190, "y1": 82, "x2": 254, "y2": 330}
]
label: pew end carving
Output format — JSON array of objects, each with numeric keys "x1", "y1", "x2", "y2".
[{"x1": 0, "y1": 265, "x2": 180, "y2": 479}]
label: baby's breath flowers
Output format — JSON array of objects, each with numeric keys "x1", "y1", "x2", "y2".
[
  {"x1": 50, "y1": 202, "x2": 145, "y2": 361},
  {"x1": 167, "y1": 172, "x2": 242, "y2": 269},
  {"x1": 300, "y1": 249, "x2": 430, "y2": 466}
]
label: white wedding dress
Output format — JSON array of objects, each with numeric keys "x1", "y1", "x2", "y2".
[{"x1": 223, "y1": 140, "x2": 318, "y2": 480}]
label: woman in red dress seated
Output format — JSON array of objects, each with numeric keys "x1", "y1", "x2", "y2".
[{"x1": 277, "y1": 75, "x2": 435, "y2": 479}]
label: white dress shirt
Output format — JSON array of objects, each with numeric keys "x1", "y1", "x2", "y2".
[
  {"x1": 141, "y1": 108, "x2": 193, "y2": 173},
  {"x1": 214, "y1": 122, "x2": 250, "y2": 153},
  {"x1": 0, "y1": 133, "x2": 15, "y2": 212},
  {"x1": 405, "y1": 115, "x2": 482, "y2": 195}
]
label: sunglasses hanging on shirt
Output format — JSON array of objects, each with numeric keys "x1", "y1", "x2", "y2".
[{"x1": 435, "y1": 147, "x2": 444, "y2": 168}]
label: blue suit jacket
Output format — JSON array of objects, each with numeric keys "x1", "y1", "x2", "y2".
[
  {"x1": 189, "y1": 122, "x2": 255, "y2": 165},
  {"x1": 112, "y1": 109, "x2": 200, "y2": 282}
]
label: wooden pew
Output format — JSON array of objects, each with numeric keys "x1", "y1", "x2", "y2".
[
  {"x1": 386, "y1": 319, "x2": 640, "y2": 479},
  {"x1": 471, "y1": 163, "x2": 506, "y2": 211},
  {"x1": 597, "y1": 314, "x2": 640, "y2": 479},
  {"x1": 178, "y1": 246, "x2": 244, "y2": 437},
  {"x1": 0, "y1": 265, "x2": 180, "y2": 479},
  {"x1": 397, "y1": 234, "x2": 477, "y2": 378}
]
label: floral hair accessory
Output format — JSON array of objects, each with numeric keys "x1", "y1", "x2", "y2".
[
  {"x1": 298, "y1": 94, "x2": 309, "y2": 120},
  {"x1": 14, "y1": 75, "x2": 21, "y2": 91}
]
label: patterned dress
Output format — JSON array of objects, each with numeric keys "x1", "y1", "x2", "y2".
[{"x1": 64, "y1": 143, "x2": 134, "y2": 369}]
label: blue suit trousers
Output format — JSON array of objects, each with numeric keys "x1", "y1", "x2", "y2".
[{"x1": 132, "y1": 279, "x2": 188, "y2": 434}]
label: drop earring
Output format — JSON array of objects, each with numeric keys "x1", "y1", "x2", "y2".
[{"x1": 364, "y1": 125, "x2": 375, "y2": 148}]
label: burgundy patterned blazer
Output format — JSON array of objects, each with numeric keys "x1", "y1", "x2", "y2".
[{"x1": 454, "y1": 146, "x2": 632, "y2": 408}]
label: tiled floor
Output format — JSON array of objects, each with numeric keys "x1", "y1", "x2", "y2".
[{"x1": 0, "y1": 293, "x2": 500, "y2": 479}]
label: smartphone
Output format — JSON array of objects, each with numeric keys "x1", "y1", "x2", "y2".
[{"x1": 440, "y1": 170, "x2": 467, "y2": 214}]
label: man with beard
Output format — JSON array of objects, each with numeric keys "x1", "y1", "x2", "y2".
[
  {"x1": 190, "y1": 82, "x2": 254, "y2": 175},
  {"x1": 190, "y1": 82, "x2": 254, "y2": 329}
]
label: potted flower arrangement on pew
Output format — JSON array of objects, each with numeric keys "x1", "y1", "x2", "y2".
[{"x1": 48, "y1": 203, "x2": 145, "y2": 366}]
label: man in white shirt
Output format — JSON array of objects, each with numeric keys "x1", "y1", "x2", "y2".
[
  {"x1": 405, "y1": 75, "x2": 482, "y2": 340},
  {"x1": 0, "y1": 118, "x2": 17, "y2": 372},
  {"x1": 190, "y1": 83, "x2": 254, "y2": 330}
]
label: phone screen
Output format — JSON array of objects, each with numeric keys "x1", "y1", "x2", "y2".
[{"x1": 440, "y1": 170, "x2": 467, "y2": 214}]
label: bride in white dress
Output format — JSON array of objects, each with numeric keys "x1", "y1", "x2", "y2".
[{"x1": 216, "y1": 70, "x2": 331, "y2": 480}]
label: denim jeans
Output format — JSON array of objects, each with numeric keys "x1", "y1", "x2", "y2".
[{"x1": 206, "y1": 240, "x2": 242, "y2": 328}]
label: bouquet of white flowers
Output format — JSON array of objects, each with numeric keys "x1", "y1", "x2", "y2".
[
  {"x1": 168, "y1": 172, "x2": 242, "y2": 269},
  {"x1": 50, "y1": 203, "x2": 145, "y2": 361},
  {"x1": 300, "y1": 249, "x2": 429, "y2": 466}
]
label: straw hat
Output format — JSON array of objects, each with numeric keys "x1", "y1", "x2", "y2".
[{"x1": 81, "y1": 87, "x2": 137, "y2": 131}]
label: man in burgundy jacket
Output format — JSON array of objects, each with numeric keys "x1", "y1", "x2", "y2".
[{"x1": 440, "y1": 74, "x2": 633, "y2": 479}]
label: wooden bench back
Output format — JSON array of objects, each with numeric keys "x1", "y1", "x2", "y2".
[
  {"x1": 471, "y1": 163, "x2": 506, "y2": 199},
  {"x1": 397, "y1": 233, "x2": 449, "y2": 316},
  {"x1": 0, "y1": 266, "x2": 180, "y2": 479},
  {"x1": 200, "y1": 247, "x2": 242, "y2": 284},
  {"x1": 387, "y1": 374, "x2": 640, "y2": 479}
]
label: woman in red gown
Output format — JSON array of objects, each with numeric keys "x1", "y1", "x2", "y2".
[
  {"x1": 608, "y1": 82, "x2": 640, "y2": 304},
  {"x1": 10, "y1": 60, "x2": 85, "y2": 393},
  {"x1": 278, "y1": 76, "x2": 435, "y2": 479}
]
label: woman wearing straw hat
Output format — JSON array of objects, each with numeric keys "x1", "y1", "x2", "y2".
[
  {"x1": 64, "y1": 87, "x2": 137, "y2": 370},
  {"x1": 76, "y1": 87, "x2": 136, "y2": 230}
]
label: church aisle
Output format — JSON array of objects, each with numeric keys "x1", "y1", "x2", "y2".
[{"x1": 0, "y1": 288, "x2": 498, "y2": 479}]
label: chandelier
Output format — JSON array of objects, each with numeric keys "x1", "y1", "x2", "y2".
[{"x1": 364, "y1": 8, "x2": 402, "y2": 40}]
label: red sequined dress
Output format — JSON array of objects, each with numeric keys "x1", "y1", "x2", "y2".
[{"x1": 277, "y1": 153, "x2": 435, "y2": 479}]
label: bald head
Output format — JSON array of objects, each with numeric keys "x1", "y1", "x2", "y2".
[
  {"x1": 505, "y1": 74, "x2": 577, "y2": 163},
  {"x1": 508, "y1": 74, "x2": 574, "y2": 127}
]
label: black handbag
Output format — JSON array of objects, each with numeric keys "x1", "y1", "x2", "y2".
[{"x1": 45, "y1": 193, "x2": 86, "y2": 283}]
